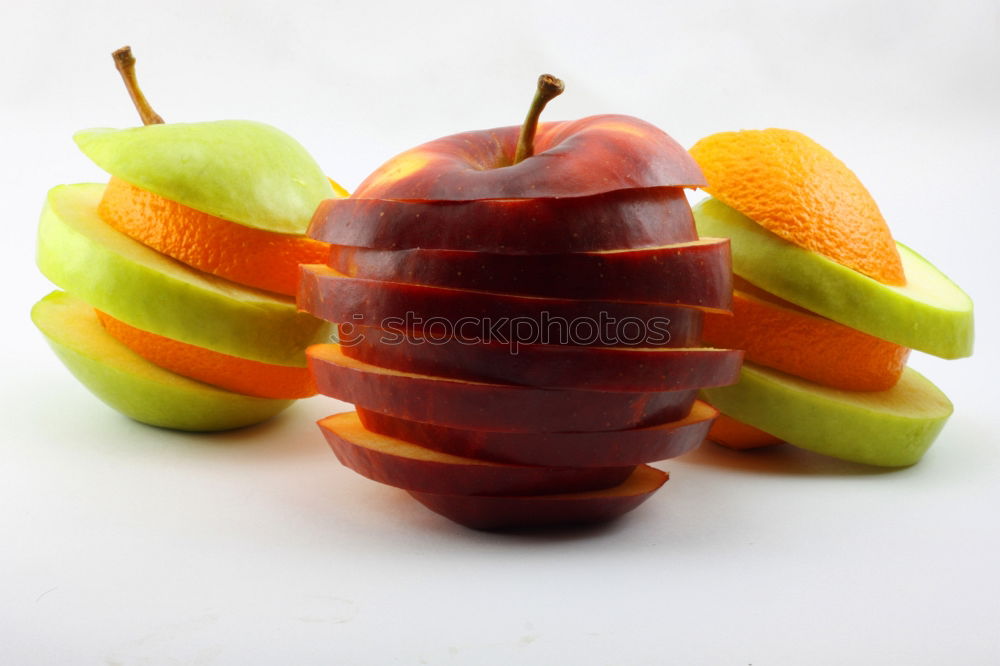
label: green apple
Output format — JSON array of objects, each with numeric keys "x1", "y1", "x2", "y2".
[
  {"x1": 37, "y1": 183, "x2": 327, "y2": 366},
  {"x1": 75, "y1": 120, "x2": 335, "y2": 234},
  {"x1": 701, "y1": 361, "x2": 953, "y2": 467},
  {"x1": 32, "y1": 291, "x2": 292, "y2": 431},
  {"x1": 693, "y1": 197, "x2": 974, "y2": 359}
]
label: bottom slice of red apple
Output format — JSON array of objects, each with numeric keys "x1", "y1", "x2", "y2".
[
  {"x1": 357, "y1": 400, "x2": 718, "y2": 467},
  {"x1": 319, "y1": 411, "x2": 633, "y2": 495},
  {"x1": 309, "y1": 344, "x2": 698, "y2": 432},
  {"x1": 409, "y1": 464, "x2": 668, "y2": 530}
]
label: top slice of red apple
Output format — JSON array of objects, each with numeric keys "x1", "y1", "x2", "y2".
[{"x1": 352, "y1": 114, "x2": 706, "y2": 201}]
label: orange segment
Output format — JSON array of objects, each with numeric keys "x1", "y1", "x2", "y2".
[
  {"x1": 329, "y1": 178, "x2": 350, "y2": 198},
  {"x1": 98, "y1": 177, "x2": 330, "y2": 296},
  {"x1": 95, "y1": 310, "x2": 316, "y2": 399},
  {"x1": 690, "y1": 129, "x2": 905, "y2": 285},
  {"x1": 702, "y1": 278, "x2": 910, "y2": 392},
  {"x1": 707, "y1": 413, "x2": 783, "y2": 450}
]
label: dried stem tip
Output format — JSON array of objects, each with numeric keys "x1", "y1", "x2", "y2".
[
  {"x1": 513, "y1": 74, "x2": 565, "y2": 165},
  {"x1": 112, "y1": 46, "x2": 164, "y2": 126}
]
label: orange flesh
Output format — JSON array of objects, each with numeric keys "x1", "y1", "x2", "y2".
[
  {"x1": 702, "y1": 279, "x2": 909, "y2": 392},
  {"x1": 707, "y1": 413, "x2": 783, "y2": 450},
  {"x1": 690, "y1": 128, "x2": 905, "y2": 285},
  {"x1": 98, "y1": 177, "x2": 329, "y2": 296},
  {"x1": 96, "y1": 310, "x2": 316, "y2": 399}
]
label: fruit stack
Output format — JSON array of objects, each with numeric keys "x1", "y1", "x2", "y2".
[
  {"x1": 32, "y1": 48, "x2": 339, "y2": 431},
  {"x1": 298, "y1": 77, "x2": 743, "y2": 529},
  {"x1": 688, "y1": 129, "x2": 973, "y2": 466}
]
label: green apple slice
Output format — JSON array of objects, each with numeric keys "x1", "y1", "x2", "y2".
[
  {"x1": 701, "y1": 362, "x2": 953, "y2": 467},
  {"x1": 74, "y1": 120, "x2": 335, "y2": 234},
  {"x1": 693, "y1": 197, "x2": 974, "y2": 359},
  {"x1": 37, "y1": 183, "x2": 327, "y2": 366},
  {"x1": 32, "y1": 291, "x2": 292, "y2": 431}
]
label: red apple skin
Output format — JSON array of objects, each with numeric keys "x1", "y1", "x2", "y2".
[
  {"x1": 308, "y1": 188, "x2": 697, "y2": 254},
  {"x1": 357, "y1": 401, "x2": 718, "y2": 467},
  {"x1": 308, "y1": 344, "x2": 698, "y2": 433},
  {"x1": 319, "y1": 412, "x2": 634, "y2": 495},
  {"x1": 341, "y1": 327, "x2": 743, "y2": 392},
  {"x1": 298, "y1": 265, "x2": 710, "y2": 348},
  {"x1": 352, "y1": 115, "x2": 705, "y2": 200},
  {"x1": 408, "y1": 465, "x2": 669, "y2": 530},
  {"x1": 326, "y1": 238, "x2": 732, "y2": 305}
]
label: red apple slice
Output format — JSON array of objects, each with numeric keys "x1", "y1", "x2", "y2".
[
  {"x1": 357, "y1": 401, "x2": 718, "y2": 467},
  {"x1": 308, "y1": 188, "x2": 697, "y2": 253},
  {"x1": 318, "y1": 411, "x2": 633, "y2": 495},
  {"x1": 308, "y1": 344, "x2": 698, "y2": 432},
  {"x1": 298, "y1": 265, "x2": 710, "y2": 348},
  {"x1": 353, "y1": 115, "x2": 705, "y2": 200},
  {"x1": 326, "y1": 238, "x2": 731, "y2": 305},
  {"x1": 342, "y1": 327, "x2": 743, "y2": 391},
  {"x1": 408, "y1": 464, "x2": 669, "y2": 530}
]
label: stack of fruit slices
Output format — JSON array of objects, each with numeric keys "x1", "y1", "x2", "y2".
[
  {"x1": 32, "y1": 49, "x2": 340, "y2": 431},
  {"x1": 298, "y1": 77, "x2": 743, "y2": 529},
  {"x1": 688, "y1": 129, "x2": 974, "y2": 466}
]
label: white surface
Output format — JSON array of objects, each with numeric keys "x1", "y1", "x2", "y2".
[{"x1": 2, "y1": 1, "x2": 999, "y2": 664}]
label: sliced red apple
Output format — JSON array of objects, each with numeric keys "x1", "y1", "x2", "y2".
[
  {"x1": 342, "y1": 327, "x2": 742, "y2": 391},
  {"x1": 352, "y1": 115, "x2": 705, "y2": 200},
  {"x1": 327, "y1": 238, "x2": 731, "y2": 305},
  {"x1": 408, "y1": 464, "x2": 669, "y2": 530},
  {"x1": 298, "y1": 265, "x2": 708, "y2": 348},
  {"x1": 357, "y1": 401, "x2": 718, "y2": 467},
  {"x1": 308, "y1": 188, "x2": 697, "y2": 253},
  {"x1": 319, "y1": 411, "x2": 633, "y2": 495},
  {"x1": 308, "y1": 344, "x2": 698, "y2": 432}
]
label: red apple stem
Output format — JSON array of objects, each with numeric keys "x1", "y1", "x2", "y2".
[
  {"x1": 512, "y1": 74, "x2": 565, "y2": 165},
  {"x1": 112, "y1": 46, "x2": 164, "y2": 125}
]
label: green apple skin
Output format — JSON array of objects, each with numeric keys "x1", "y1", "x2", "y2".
[
  {"x1": 693, "y1": 197, "x2": 974, "y2": 359},
  {"x1": 32, "y1": 291, "x2": 292, "y2": 431},
  {"x1": 701, "y1": 362, "x2": 953, "y2": 467},
  {"x1": 74, "y1": 120, "x2": 335, "y2": 234},
  {"x1": 36, "y1": 183, "x2": 328, "y2": 367}
]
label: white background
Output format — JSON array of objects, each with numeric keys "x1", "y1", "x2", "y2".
[{"x1": 2, "y1": 1, "x2": 999, "y2": 664}]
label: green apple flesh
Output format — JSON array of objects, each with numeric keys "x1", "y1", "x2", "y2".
[
  {"x1": 36, "y1": 183, "x2": 327, "y2": 366},
  {"x1": 74, "y1": 120, "x2": 335, "y2": 234},
  {"x1": 693, "y1": 197, "x2": 973, "y2": 359},
  {"x1": 32, "y1": 291, "x2": 292, "y2": 431},
  {"x1": 701, "y1": 361, "x2": 953, "y2": 467}
]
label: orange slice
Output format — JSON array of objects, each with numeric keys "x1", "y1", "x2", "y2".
[
  {"x1": 690, "y1": 129, "x2": 905, "y2": 285},
  {"x1": 98, "y1": 177, "x2": 330, "y2": 296},
  {"x1": 96, "y1": 310, "x2": 316, "y2": 399},
  {"x1": 707, "y1": 413, "x2": 783, "y2": 450},
  {"x1": 702, "y1": 278, "x2": 909, "y2": 392}
]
